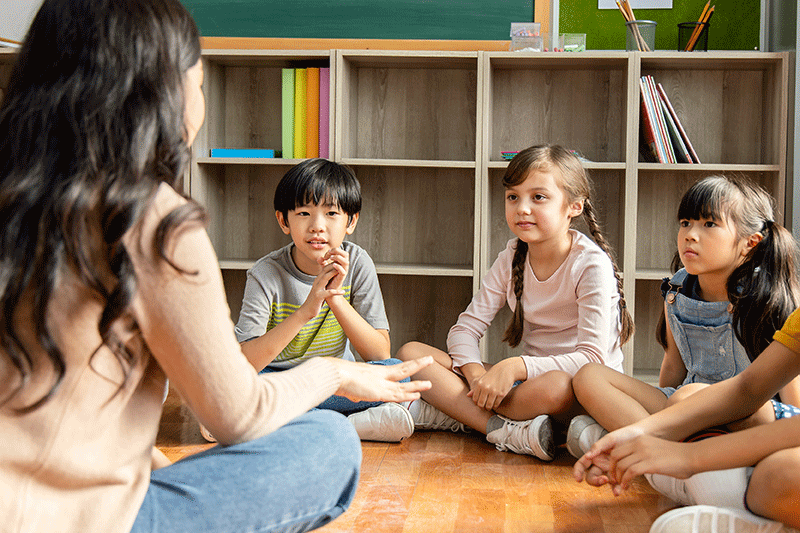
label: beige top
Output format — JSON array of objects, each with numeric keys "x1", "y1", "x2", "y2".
[{"x1": 0, "y1": 183, "x2": 341, "y2": 533}]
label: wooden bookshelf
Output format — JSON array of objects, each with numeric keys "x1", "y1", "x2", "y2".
[
  {"x1": 194, "y1": 49, "x2": 788, "y2": 377},
  {"x1": 3, "y1": 46, "x2": 787, "y2": 380}
]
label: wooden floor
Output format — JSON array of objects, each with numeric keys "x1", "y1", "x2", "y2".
[{"x1": 157, "y1": 391, "x2": 677, "y2": 533}]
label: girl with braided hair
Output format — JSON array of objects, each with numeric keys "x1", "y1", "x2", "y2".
[{"x1": 397, "y1": 144, "x2": 632, "y2": 460}]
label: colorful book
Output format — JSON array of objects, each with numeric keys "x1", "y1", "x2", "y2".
[
  {"x1": 293, "y1": 69, "x2": 307, "y2": 159},
  {"x1": 281, "y1": 68, "x2": 294, "y2": 159},
  {"x1": 319, "y1": 67, "x2": 330, "y2": 159},
  {"x1": 305, "y1": 67, "x2": 320, "y2": 159},
  {"x1": 638, "y1": 94, "x2": 660, "y2": 163},
  {"x1": 656, "y1": 82, "x2": 700, "y2": 164},
  {"x1": 644, "y1": 75, "x2": 675, "y2": 164},
  {"x1": 657, "y1": 94, "x2": 692, "y2": 164},
  {"x1": 210, "y1": 148, "x2": 275, "y2": 158},
  {"x1": 639, "y1": 77, "x2": 668, "y2": 163}
]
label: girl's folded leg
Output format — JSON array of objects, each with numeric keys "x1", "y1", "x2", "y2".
[{"x1": 130, "y1": 410, "x2": 361, "y2": 533}]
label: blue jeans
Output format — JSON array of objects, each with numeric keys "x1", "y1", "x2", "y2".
[
  {"x1": 130, "y1": 410, "x2": 361, "y2": 533},
  {"x1": 263, "y1": 358, "x2": 405, "y2": 416}
]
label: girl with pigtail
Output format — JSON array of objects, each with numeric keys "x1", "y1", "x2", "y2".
[
  {"x1": 397, "y1": 144, "x2": 632, "y2": 460},
  {"x1": 571, "y1": 175, "x2": 800, "y2": 516}
]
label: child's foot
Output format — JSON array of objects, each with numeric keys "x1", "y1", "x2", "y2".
[
  {"x1": 565, "y1": 414, "x2": 608, "y2": 458},
  {"x1": 408, "y1": 399, "x2": 468, "y2": 432},
  {"x1": 649, "y1": 505, "x2": 798, "y2": 533},
  {"x1": 347, "y1": 402, "x2": 414, "y2": 442},
  {"x1": 199, "y1": 423, "x2": 216, "y2": 443},
  {"x1": 646, "y1": 467, "x2": 752, "y2": 509},
  {"x1": 485, "y1": 414, "x2": 554, "y2": 461}
]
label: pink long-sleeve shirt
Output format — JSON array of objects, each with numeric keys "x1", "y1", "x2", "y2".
[{"x1": 448, "y1": 232, "x2": 624, "y2": 380}]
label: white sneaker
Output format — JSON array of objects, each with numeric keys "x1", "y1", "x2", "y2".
[
  {"x1": 486, "y1": 414, "x2": 554, "y2": 461},
  {"x1": 646, "y1": 468, "x2": 752, "y2": 509},
  {"x1": 347, "y1": 402, "x2": 414, "y2": 442},
  {"x1": 565, "y1": 414, "x2": 608, "y2": 459},
  {"x1": 199, "y1": 423, "x2": 216, "y2": 443},
  {"x1": 650, "y1": 505, "x2": 799, "y2": 533},
  {"x1": 410, "y1": 399, "x2": 468, "y2": 432}
]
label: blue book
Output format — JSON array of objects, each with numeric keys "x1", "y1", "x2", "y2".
[{"x1": 210, "y1": 148, "x2": 275, "y2": 158}]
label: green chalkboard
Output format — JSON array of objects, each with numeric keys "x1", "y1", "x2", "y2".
[
  {"x1": 560, "y1": 0, "x2": 760, "y2": 51},
  {"x1": 182, "y1": 0, "x2": 534, "y2": 40}
]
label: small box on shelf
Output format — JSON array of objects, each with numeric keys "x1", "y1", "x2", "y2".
[
  {"x1": 558, "y1": 33, "x2": 586, "y2": 52},
  {"x1": 510, "y1": 22, "x2": 542, "y2": 52}
]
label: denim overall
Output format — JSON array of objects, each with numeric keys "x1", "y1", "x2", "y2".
[{"x1": 658, "y1": 269, "x2": 751, "y2": 398}]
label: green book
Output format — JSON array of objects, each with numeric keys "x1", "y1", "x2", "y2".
[{"x1": 281, "y1": 68, "x2": 294, "y2": 159}]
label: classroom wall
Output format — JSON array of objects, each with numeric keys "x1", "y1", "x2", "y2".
[{"x1": 559, "y1": 0, "x2": 760, "y2": 51}]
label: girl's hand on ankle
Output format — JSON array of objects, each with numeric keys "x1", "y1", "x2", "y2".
[{"x1": 467, "y1": 358, "x2": 524, "y2": 411}]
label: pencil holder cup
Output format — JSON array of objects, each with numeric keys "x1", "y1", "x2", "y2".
[
  {"x1": 625, "y1": 20, "x2": 656, "y2": 51},
  {"x1": 678, "y1": 22, "x2": 709, "y2": 51}
]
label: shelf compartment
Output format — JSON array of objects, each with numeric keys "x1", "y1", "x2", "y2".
[
  {"x1": 379, "y1": 274, "x2": 474, "y2": 355},
  {"x1": 192, "y1": 163, "x2": 294, "y2": 263},
  {"x1": 199, "y1": 50, "x2": 333, "y2": 158},
  {"x1": 336, "y1": 51, "x2": 478, "y2": 162},
  {"x1": 639, "y1": 52, "x2": 786, "y2": 166},
  {"x1": 350, "y1": 165, "x2": 475, "y2": 268},
  {"x1": 485, "y1": 53, "x2": 629, "y2": 164}
]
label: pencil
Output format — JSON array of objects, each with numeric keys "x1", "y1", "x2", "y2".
[{"x1": 685, "y1": 1, "x2": 711, "y2": 51}]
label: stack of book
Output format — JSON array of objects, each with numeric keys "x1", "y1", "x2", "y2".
[
  {"x1": 282, "y1": 67, "x2": 330, "y2": 160},
  {"x1": 639, "y1": 75, "x2": 700, "y2": 164}
]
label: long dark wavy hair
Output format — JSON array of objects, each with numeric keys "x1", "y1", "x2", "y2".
[
  {"x1": 0, "y1": 0, "x2": 207, "y2": 412},
  {"x1": 501, "y1": 145, "x2": 634, "y2": 348},
  {"x1": 655, "y1": 175, "x2": 800, "y2": 361}
]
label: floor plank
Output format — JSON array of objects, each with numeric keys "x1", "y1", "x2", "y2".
[{"x1": 156, "y1": 392, "x2": 677, "y2": 532}]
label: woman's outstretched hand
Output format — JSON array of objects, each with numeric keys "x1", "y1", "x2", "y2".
[{"x1": 329, "y1": 356, "x2": 433, "y2": 403}]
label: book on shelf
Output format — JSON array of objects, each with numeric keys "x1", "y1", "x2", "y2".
[
  {"x1": 656, "y1": 82, "x2": 700, "y2": 164},
  {"x1": 210, "y1": 148, "x2": 276, "y2": 158},
  {"x1": 645, "y1": 75, "x2": 676, "y2": 164},
  {"x1": 293, "y1": 68, "x2": 307, "y2": 159},
  {"x1": 306, "y1": 67, "x2": 320, "y2": 159},
  {"x1": 319, "y1": 67, "x2": 330, "y2": 159},
  {"x1": 639, "y1": 76, "x2": 669, "y2": 163},
  {"x1": 281, "y1": 68, "x2": 294, "y2": 159}
]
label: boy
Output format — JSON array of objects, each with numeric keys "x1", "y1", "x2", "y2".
[{"x1": 203, "y1": 158, "x2": 413, "y2": 443}]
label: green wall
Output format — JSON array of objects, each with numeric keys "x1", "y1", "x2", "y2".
[
  {"x1": 182, "y1": 0, "x2": 533, "y2": 40},
  {"x1": 560, "y1": 0, "x2": 760, "y2": 51}
]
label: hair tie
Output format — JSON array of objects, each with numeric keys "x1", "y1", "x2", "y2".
[{"x1": 763, "y1": 219, "x2": 774, "y2": 232}]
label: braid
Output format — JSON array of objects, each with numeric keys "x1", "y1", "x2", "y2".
[
  {"x1": 582, "y1": 200, "x2": 634, "y2": 344},
  {"x1": 502, "y1": 238, "x2": 528, "y2": 348}
]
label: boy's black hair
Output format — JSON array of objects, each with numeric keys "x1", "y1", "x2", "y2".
[{"x1": 274, "y1": 158, "x2": 361, "y2": 222}]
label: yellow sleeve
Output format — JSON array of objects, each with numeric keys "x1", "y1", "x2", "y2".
[{"x1": 773, "y1": 308, "x2": 800, "y2": 354}]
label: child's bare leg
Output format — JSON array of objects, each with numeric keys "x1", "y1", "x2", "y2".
[
  {"x1": 396, "y1": 342, "x2": 493, "y2": 433},
  {"x1": 746, "y1": 447, "x2": 800, "y2": 527},
  {"x1": 667, "y1": 383, "x2": 777, "y2": 430},
  {"x1": 572, "y1": 362, "x2": 669, "y2": 431},
  {"x1": 495, "y1": 370, "x2": 581, "y2": 424}
]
